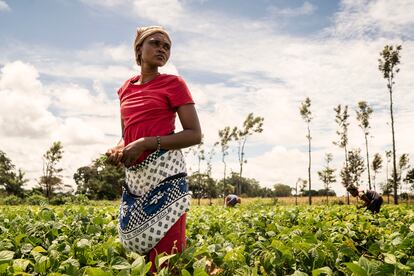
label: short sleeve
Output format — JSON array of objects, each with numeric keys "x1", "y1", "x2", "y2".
[{"x1": 166, "y1": 76, "x2": 194, "y2": 108}]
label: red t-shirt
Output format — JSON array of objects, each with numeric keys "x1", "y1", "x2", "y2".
[{"x1": 118, "y1": 74, "x2": 194, "y2": 163}]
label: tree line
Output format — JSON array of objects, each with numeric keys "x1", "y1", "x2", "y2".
[{"x1": 299, "y1": 44, "x2": 413, "y2": 205}]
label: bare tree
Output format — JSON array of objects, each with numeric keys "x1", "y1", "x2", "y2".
[
  {"x1": 299, "y1": 97, "x2": 312, "y2": 205},
  {"x1": 378, "y1": 44, "x2": 402, "y2": 204},
  {"x1": 356, "y1": 101, "x2": 373, "y2": 189}
]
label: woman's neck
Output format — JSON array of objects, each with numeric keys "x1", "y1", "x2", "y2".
[{"x1": 138, "y1": 65, "x2": 159, "y2": 84}]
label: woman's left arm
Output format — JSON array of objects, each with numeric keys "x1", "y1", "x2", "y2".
[{"x1": 122, "y1": 104, "x2": 202, "y2": 167}]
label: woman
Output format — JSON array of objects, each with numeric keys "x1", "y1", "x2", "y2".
[
  {"x1": 347, "y1": 186, "x2": 383, "y2": 214},
  {"x1": 106, "y1": 26, "x2": 202, "y2": 265}
]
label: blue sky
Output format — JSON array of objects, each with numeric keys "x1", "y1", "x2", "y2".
[{"x1": 1, "y1": 0, "x2": 414, "y2": 196}]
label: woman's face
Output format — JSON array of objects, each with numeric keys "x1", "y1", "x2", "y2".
[{"x1": 138, "y1": 33, "x2": 171, "y2": 67}]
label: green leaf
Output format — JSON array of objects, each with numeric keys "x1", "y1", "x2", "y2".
[
  {"x1": 0, "y1": 263, "x2": 9, "y2": 274},
  {"x1": 155, "y1": 253, "x2": 176, "y2": 271},
  {"x1": 312, "y1": 266, "x2": 332, "y2": 276},
  {"x1": 31, "y1": 246, "x2": 47, "y2": 253},
  {"x1": 0, "y1": 250, "x2": 14, "y2": 264},
  {"x1": 111, "y1": 256, "x2": 131, "y2": 270},
  {"x1": 77, "y1": 238, "x2": 91, "y2": 249},
  {"x1": 289, "y1": 271, "x2": 308, "y2": 276},
  {"x1": 358, "y1": 256, "x2": 371, "y2": 272},
  {"x1": 345, "y1": 262, "x2": 367, "y2": 276},
  {"x1": 409, "y1": 223, "x2": 414, "y2": 232},
  {"x1": 383, "y1": 253, "x2": 397, "y2": 264},
  {"x1": 194, "y1": 267, "x2": 210, "y2": 276},
  {"x1": 13, "y1": 259, "x2": 31, "y2": 272},
  {"x1": 181, "y1": 269, "x2": 192, "y2": 276},
  {"x1": 83, "y1": 267, "x2": 112, "y2": 276}
]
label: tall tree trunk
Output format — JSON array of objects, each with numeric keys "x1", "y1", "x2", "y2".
[
  {"x1": 365, "y1": 134, "x2": 372, "y2": 190},
  {"x1": 308, "y1": 125, "x2": 312, "y2": 205},
  {"x1": 222, "y1": 157, "x2": 227, "y2": 204},
  {"x1": 238, "y1": 138, "x2": 247, "y2": 195},
  {"x1": 389, "y1": 86, "x2": 398, "y2": 204},
  {"x1": 344, "y1": 147, "x2": 350, "y2": 205}
]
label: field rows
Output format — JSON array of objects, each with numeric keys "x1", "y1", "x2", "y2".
[{"x1": 0, "y1": 203, "x2": 413, "y2": 275}]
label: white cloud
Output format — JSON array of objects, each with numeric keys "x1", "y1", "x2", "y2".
[
  {"x1": 329, "y1": 0, "x2": 414, "y2": 38},
  {"x1": 2, "y1": 0, "x2": 414, "y2": 196},
  {"x1": 0, "y1": 61, "x2": 57, "y2": 138},
  {"x1": 0, "y1": 61, "x2": 121, "y2": 189},
  {"x1": 267, "y1": 1, "x2": 316, "y2": 17},
  {"x1": 0, "y1": 0, "x2": 10, "y2": 11}
]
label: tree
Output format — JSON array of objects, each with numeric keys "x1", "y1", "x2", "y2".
[
  {"x1": 404, "y1": 168, "x2": 414, "y2": 192},
  {"x1": 384, "y1": 150, "x2": 392, "y2": 203},
  {"x1": 317, "y1": 153, "x2": 336, "y2": 204},
  {"x1": 39, "y1": 141, "x2": 64, "y2": 199},
  {"x1": 398, "y1": 154, "x2": 410, "y2": 194},
  {"x1": 0, "y1": 150, "x2": 27, "y2": 197},
  {"x1": 205, "y1": 146, "x2": 217, "y2": 205},
  {"x1": 371, "y1": 153, "x2": 383, "y2": 192},
  {"x1": 333, "y1": 104, "x2": 350, "y2": 203},
  {"x1": 217, "y1": 173, "x2": 263, "y2": 197},
  {"x1": 300, "y1": 97, "x2": 312, "y2": 205},
  {"x1": 378, "y1": 44, "x2": 402, "y2": 204},
  {"x1": 74, "y1": 155, "x2": 124, "y2": 200},
  {"x1": 216, "y1": 126, "x2": 235, "y2": 198},
  {"x1": 294, "y1": 178, "x2": 305, "y2": 205},
  {"x1": 340, "y1": 149, "x2": 365, "y2": 189},
  {"x1": 233, "y1": 113, "x2": 264, "y2": 194},
  {"x1": 273, "y1": 183, "x2": 292, "y2": 197},
  {"x1": 356, "y1": 101, "x2": 373, "y2": 189},
  {"x1": 188, "y1": 172, "x2": 214, "y2": 205}
]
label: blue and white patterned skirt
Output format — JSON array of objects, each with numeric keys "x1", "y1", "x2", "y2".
[{"x1": 118, "y1": 149, "x2": 191, "y2": 255}]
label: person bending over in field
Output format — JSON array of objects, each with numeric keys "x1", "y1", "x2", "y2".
[
  {"x1": 225, "y1": 194, "x2": 241, "y2": 207},
  {"x1": 106, "y1": 26, "x2": 202, "y2": 271},
  {"x1": 347, "y1": 186, "x2": 383, "y2": 214}
]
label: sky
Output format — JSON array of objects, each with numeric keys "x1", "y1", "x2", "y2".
[{"x1": 1, "y1": 0, "x2": 414, "y2": 196}]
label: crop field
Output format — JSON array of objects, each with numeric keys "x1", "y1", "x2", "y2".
[{"x1": 0, "y1": 203, "x2": 413, "y2": 275}]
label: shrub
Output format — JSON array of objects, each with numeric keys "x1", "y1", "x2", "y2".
[
  {"x1": 26, "y1": 194, "x2": 48, "y2": 205},
  {"x1": 3, "y1": 195, "x2": 23, "y2": 205}
]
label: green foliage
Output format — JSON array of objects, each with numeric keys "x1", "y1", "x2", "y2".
[
  {"x1": 318, "y1": 153, "x2": 336, "y2": 199},
  {"x1": 38, "y1": 141, "x2": 64, "y2": 199},
  {"x1": 2, "y1": 195, "x2": 23, "y2": 205},
  {"x1": 0, "y1": 150, "x2": 27, "y2": 197},
  {"x1": 378, "y1": 44, "x2": 402, "y2": 204},
  {"x1": 341, "y1": 149, "x2": 365, "y2": 188},
  {"x1": 233, "y1": 113, "x2": 264, "y2": 191},
  {"x1": 74, "y1": 155, "x2": 123, "y2": 200},
  {"x1": 273, "y1": 183, "x2": 292, "y2": 197},
  {"x1": 0, "y1": 204, "x2": 413, "y2": 275},
  {"x1": 26, "y1": 195, "x2": 48, "y2": 205}
]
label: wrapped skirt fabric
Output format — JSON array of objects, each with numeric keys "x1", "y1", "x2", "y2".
[{"x1": 118, "y1": 149, "x2": 190, "y2": 254}]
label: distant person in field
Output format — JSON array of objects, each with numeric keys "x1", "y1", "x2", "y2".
[
  {"x1": 347, "y1": 186, "x2": 383, "y2": 214},
  {"x1": 106, "y1": 26, "x2": 202, "y2": 269},
  {"x1": 225, "y1": 194, "x2": 241, "y2": 207}
]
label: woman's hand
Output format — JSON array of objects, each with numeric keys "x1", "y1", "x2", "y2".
[
  {"x1": 121, "y1": 138, "x2": 147, "y2": 167},
  {"x1": 106, "y1": 144, "x2": 124, "y2": 166}
]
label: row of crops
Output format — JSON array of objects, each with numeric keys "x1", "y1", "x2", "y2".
[{"x1": 0, "y1": 203, "x2": 413, "y2": 275}]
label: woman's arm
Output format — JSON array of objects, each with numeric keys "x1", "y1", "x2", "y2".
[{"x1": 121, "y1": 104, "x2": 202, "y2": 167}]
